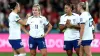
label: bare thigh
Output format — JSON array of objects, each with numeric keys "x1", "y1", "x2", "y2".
[
  {"x1": 13, "y1": 48, "x2": 19, "y2": 55},
  {"x1": 40, "y1": 48, "x2": 47, "y2": 56},
  {"x1": 65, "y1": 50, "x2": 73, "y2": 56},
  {"x1": 79, "y1": 45, "x2": 84, "y2": 56},
  {"x1": 30, "y1": 49, "x2": 36, "y2": 56},
  {"x1": 16, "y1": 47, "x2": 26, "y2": 54},
  {"x1": 84, "y1": 46, "x2": 92, "y2": 56}
]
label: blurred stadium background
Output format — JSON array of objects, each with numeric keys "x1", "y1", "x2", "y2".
[{"x1": 0, "y1": 0, "x2": 100, "y2": 56}]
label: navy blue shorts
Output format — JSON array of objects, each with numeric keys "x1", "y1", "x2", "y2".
[
  {"x1": 29, "y1": 36, "x2": 46, "y2": 50},
  {"x1": 9, "y1": 39, "x2": 23, "y2": 50},
  {"x1": 81, "y1": 40, "x2": 92, "y2": 46},
  {"x1": 64, "y1": 40, "x2": 80, "y2": 50}
]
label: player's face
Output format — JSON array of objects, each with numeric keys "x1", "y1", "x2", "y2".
[
  {"x1": 64, "y1": 5, "x2": 72, "y2": 13},
  {"x1": 77, "y1": 4, "x2": 81, "y2": 12},
  {"x1": 32, "y1": 7, "x2": 40, "y2": 16},
  {"x1": 16, "y1": 3, "x2": 20, "y2": 12}
]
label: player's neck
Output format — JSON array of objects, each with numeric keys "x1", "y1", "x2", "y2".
[
  {"x1": 12, "y1": 9, "x2": 18, "y2": 14},
  {"x1": 80, "y1": 9, "x2": 85, "y2": 13},
  {"x1": 66, "y1": 12, "x2": 72, "y2": 16},
  {"x1": 33, "y1": 14, "x2": 40, "y2": 17}
]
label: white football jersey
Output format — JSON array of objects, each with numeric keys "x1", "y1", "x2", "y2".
[
  {"x1": 59, "y1": 13, "x2": 80, "y2": 41},
  {"x1": 26, "y1": 15, "x2": 49, "y2": 38},
  {"x1": 80, "y1": 11, "x2": 93, "y2": 40},
  {"x1": 8, "y1": 12, "x2": 21, "y2": 40}
]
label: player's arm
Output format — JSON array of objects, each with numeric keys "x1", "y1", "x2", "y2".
[
  {"x1": 93, "y1": 21, "x2": 95, "y2": 27},
  {"x1": 67, "y1": 15, "x2": 80, "y2": 30},
  {"x1": 59, "y1": 24, "x2": 67, "y2": 31},
  {"x1": 92, "y1": 21, "x2": 96, "y2": 39},
  {"x1": 80, "y1": 23, "x2": 85, "y2": 40},
  {"x1": 17, "y1": 19, "x2": 27, "y2": 25},
  {"x1": 65, "y1": 19, "x2": 80, "y2": 30},
  {"x1": 59, "y1": 16, "x2": 67, "y2": 31},
  {"x1": 78, "y1": 16, "x2": 86, "y2": 45},
  {"x1": 21, "y1": 25, "x2": 29, "y2": 35},
  {"x1": 78, "y1": 23, "x2": 85, "y2": 45},
  {"x1": 44, "y1": 23, "x2": 52, "y2": 36},
  {"x1": 17, "y1": 13, "x2": 31, "y2": 25},
  {"x1": 92, "y1": 21, "x2": 95, "y2": 33},
  {"x1": 42, "y1": 17, "x2": 52, "y2": 37},
  {"x1": 69, "y1": 24, "x2": 80, "y2": 30}
]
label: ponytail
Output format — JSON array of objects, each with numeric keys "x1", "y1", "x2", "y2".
[
  {"x1": 78, "y1": 1, "x2": 89, "y2": 11},
  {"x1": 86, "y1": 1, "x2": 89, "y2": 11}
]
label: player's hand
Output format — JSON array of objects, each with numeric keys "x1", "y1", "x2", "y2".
[
  {"x1": 66, "y1": 19, "x2": 72, "y2": 28},
  {"x1": 26, "y1": 13, "x2": 31, "y2": 18},
  {"x1": 78, "y1": 39, "x2": 82, "y2": 46},
  {"x1": 41, "y1": 33, "x2": 47, "y2": 37},
  {"x1": 66, "y1": 19, "x2": 71, "y2": 25}
]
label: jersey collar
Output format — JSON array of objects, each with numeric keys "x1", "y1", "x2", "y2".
[{"x1": 65, "y1": 13, "x2": 75, "y2": 16}]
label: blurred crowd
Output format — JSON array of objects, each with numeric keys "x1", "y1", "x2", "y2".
[{"x1": 0, "y1": 0, "x2": 100, "y2": 33}]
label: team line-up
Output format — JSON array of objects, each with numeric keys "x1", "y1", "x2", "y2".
[{"x1": 8, "y1": 1, "x2": 95, "y2": 56}]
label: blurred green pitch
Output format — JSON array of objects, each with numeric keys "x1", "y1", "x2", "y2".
[{"x1": 0, "y1": 53, "x2": 100, "y2": 56}]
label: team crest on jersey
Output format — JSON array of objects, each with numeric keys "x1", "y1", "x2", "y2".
[{"x1": 80, "y1": 18, "x2": 83, "y2": 22}]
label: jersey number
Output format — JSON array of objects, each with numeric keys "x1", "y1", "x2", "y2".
[
  {"x1": 35, "y1": 25, "x2": 38, "y2": 29},
  {"x1": 89, "y1": 18, "x2": 93, "y2": 27}
]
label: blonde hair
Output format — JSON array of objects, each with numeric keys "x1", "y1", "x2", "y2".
[
  {"x1": 32, "y1": 4, "x2": 41, "y2": 15},
  {"x1": 78, "y1": 1, "x2": 89, "y2": 11}
]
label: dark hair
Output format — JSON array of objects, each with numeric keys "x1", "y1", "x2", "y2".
[
  {"x1": 65, "y1": 3, "x2": 74, "y2": 10},
  {"x1": 8, "y1": 2, "x2": 18, "y2": 10}
]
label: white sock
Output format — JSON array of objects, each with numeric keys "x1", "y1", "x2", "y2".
[
  {"x1": 14, "y1": 54, "x2": 18, "y2": 56},
  {"x1": 18, "y1": 53, "x2": 26, "y2": 56}
]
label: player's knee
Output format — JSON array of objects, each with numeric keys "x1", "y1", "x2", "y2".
[
  {"x1": 66, "y1": 52, "x2": 72, "y2": 56},
  {"x1": 30, "y1": 52, "x2": 36, "y2": 56},
  {"x1": 76, "y1": 51, "x2": 79, "y2": 56},
  {"x1": 18, "y1": 53, "x2": 26, "y2": 56},
  {"x1": 41, "y1": 54, "x2": 47, "y2": 56},
  {"x1": 67, "y1": 53, "x2": 72, "y2": 56},
  {"x1": 41, "y1": 52, "x2": 47, "y2": 56}
]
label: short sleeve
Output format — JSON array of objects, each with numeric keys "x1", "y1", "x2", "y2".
[
  {"x1": 15, "y1": 15, "x2": 21, "y2": 22},
  {"x1": 80, "y1": 16, "x2": 87, "y2": 24},
  {"x1": 43, "y1": 17, "x2": 49, "y2": 25},
  {"x1": 59, "y1": 16, "x2": 66, "y2": 25}
]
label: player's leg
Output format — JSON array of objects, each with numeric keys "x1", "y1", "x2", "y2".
[
  {"x1": 40, "y1": 49, "x2": 47, "y2": 56},
  {"x1": 83, "y1": 40, "x2": 92, "y2": 56},
  {"x1": 29, "y1": 36, "x2": 37, "y2": 56},
  {"x1": 13, "y1": 48, "x2": 19, "y2": 56},
  {"x1": 16, "y1": 47, "x2": 26, "y2": 56},
  {"x1": 79, "y1": 45, "x2": 84, "y2": 56},
  {"x1": 84, "y1": 46, "x2": 92, "y2": 56},
  {"x1": 74, "y1": 48, "x2": 79, "y2": 56},
  {"x1": 38, "y1": 38, "x2": 47, "y2": 56},
  {"x1": 9, "y1": 40, "x2": 26, "y2": 56},
  {"x1": 65, "y1": 50, "x2": 73, "y2": 56},
  {"x1": 64, "y1": 41, "x2": 73, "y2": 56},
  {"x1": 30, "y1": 49, "x2": 36, "y2": 56},
  {"x1": 15, "y1": 39, "x2": 26, "y2": 56},
  {"x1": 73, "y1": 40, "x2": 80, "y2": 56}
]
